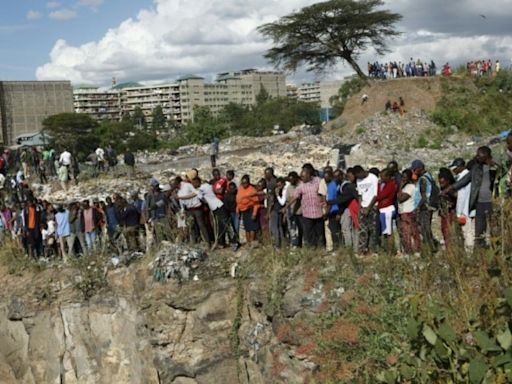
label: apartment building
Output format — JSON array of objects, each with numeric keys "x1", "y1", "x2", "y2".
[
  {"x1": 74, "y1": 70, "x2": 287, "y2": 125},
  {"x1": 297, "y1": 80, "x2": 345, "y2": 109},
  {"x1": 0, "y1": 81, "x2": 74, "y2": 145},
  {"x1": 73, "y1": 86, "x2": 123, "y2": 121}
]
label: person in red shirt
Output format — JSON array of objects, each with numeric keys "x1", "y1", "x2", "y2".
[
  {"x1": 376, "y1": 169, "x2": 397, "y2": 253},
  {"x1": 211, "y1": 168, "x2": 227, "y2": 201}
]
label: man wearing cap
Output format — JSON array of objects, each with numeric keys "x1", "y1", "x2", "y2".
[
  {"x1": 450, "y1": 158, "x2": 475, "y2": 251},
  {"x1": 411, "y1": 160, "x2": 437, "y2": 254},
  {"x1": 145, "y1": 178, "x2": 170, "y2": 244}
]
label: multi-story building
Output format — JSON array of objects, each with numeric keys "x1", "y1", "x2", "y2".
[
  {"x1": 297, "y1": 80, "x2": 345, "y2": 109},
  {"x1": 73, "y1": 69, "x2": 287, "y2": 125},
  {"x1": 0, "y1": 81, "x2": 74, "y2": 145},
  {"x1": 73, "y1": 86, "x2": 123, "y2": 121}
]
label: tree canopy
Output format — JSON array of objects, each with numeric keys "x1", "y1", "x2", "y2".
[
  {"x1": 42, "y1": 113, "x2": 99, "y2": 157},
  {"x1": 257, "y1": 0, "x2": 402, "y2": 78}
]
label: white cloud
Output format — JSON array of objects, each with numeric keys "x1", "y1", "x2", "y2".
[
  {"x1": 26, "y1": 10, "x2": 43, "y2": 20},
  {"x1": 36, "y1": 0, "x2": 512, "y2": 85},
  {"x1": 47, "y1": 1, "x2": 60, "y2": 9},
  {"x1": 49, "y1": 8, "x2": 77, "y2": 20},
  {"x1": 37, "y1": 0, "x2": 316, "y2": 84}
]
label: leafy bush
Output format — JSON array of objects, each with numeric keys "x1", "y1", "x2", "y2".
[{"x1": 432, "y1": 74, "x2": 512, "y2": 135}]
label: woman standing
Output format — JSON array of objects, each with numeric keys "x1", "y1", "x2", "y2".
[{"x1": 236, "y1": 175, "x2": 260, "y2": 247}]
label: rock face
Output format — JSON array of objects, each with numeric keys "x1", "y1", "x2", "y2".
[{"x1": 0, "y1": 247, "x2": 329, "y2": 384}]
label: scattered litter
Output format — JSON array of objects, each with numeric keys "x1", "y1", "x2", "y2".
[{"x1": 152, "y1": 241, "x2": 207, "y2": 283}]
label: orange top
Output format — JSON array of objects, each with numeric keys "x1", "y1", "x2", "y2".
[
  {"x1": 28, "y1": 206, "x2": 36, "y2": 230},
  {"x1": 236, "y1": 185, "x2": 260, "y2": 216}
]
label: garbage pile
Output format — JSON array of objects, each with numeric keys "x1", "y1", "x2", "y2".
[{"x1": 152, "y1": 242, "x2": 207, "y2": 283}]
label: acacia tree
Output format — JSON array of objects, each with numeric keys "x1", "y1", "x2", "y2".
[{"x1": 258, "y1": 0, "x2": 402, "y2": 79}]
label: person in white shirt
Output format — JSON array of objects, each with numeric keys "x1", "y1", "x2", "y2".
[
  {"x1": 397, "y1": 169, "x2": 421, "y2": 254},
  {"x1": 192, "y1": 177, "x2": 238, "y2": 250},
  {"x1": 354, "y1": 166, "x2": 379, "y2": 254},
  {"x1": 450, "y1": 158, "x2": 475, "y2": 251},
  {"x1": 95, "y1": 147, "x2": 105, "y2": 172},
  {"x1": 174, "y1": 174, "x2": 210, "y2": 246},
  {"x1": 59, "y1": 150, "x2": 72, "y2": 166}
]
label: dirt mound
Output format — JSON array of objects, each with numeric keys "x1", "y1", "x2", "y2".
[{"x1": 330, "y1": 77, "x2": 444, "y2": 133}]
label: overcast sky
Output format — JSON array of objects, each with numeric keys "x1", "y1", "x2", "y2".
[{"x1": 1, "y1": 0, "x2": 511, "y2": 86}]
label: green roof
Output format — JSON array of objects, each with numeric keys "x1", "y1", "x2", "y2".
[
  {"x1": 74, "y1": 84, "x2": 99, "y2": 90},
  {"x1": 112, "y1": 82, "x2": 141, "y2": 90},
  {"x1": 176, "y1": 74, "x2": 204, "y2": 82}
]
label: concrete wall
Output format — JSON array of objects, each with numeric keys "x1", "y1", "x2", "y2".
[{"x1": 0, "y1": 81, "x2": 74, "y2": 145}]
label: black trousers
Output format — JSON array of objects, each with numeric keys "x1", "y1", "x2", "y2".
[
  {"x1": 301, "y1": 217, "x2": 325, "y2": 248},
  {"x1": 475, "y1": 202, "x2": 492, "y2": 248}
]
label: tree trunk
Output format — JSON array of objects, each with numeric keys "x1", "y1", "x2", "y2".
[{"x1": 344, "y1": 56, "x2": 368, "y2": 80}]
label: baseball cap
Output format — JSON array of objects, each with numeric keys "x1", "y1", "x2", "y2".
[
  {"x1": 450, "y1": 158, "x2": 465, "y2": 169},
  {"x1": 410, "y1": 160, "x2": 425, "y2": 170}
]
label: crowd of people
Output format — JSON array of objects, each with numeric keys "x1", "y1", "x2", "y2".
[
  {"x1": 368, "y1": 58, "x2": 506, "y2": 80},
  {"x1": 466, "y1": 60, "x2": 501, "y2": 76},
  {"x1": 0, "y1": 133, "x2": 511, "y2": 262},
  {"x1": 368, "y1": 58, "x2": 437, "y2": 79}
]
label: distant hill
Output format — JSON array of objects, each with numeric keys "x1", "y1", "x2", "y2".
[{"x1": 328, "y1": 77, "x2": 444, "y2": 133}]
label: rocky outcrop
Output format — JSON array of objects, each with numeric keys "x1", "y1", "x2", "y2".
[{"x1": 0, "y1": 248, "x2": 330, "y2": 384}]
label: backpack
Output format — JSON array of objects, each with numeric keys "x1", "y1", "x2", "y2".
[{"x1": 423, "y1": 173, "x2": 440, "y2": 210}]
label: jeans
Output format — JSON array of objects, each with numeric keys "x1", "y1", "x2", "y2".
[
  {"x1": 269, "y1": 209, "x2": 284, "y2": 248},
  {"x1": 287, "y1": 211, "x2": 303, "y2": 247},
  {"x1": 230, "y1": 212, "x2": 240, "y2": 237},
  {"x1": 85, "y1": 231, "x2": 97, "y2": 252},
  {"x1": 475, "y1": 202, "x2": 492, "y2": 248}
]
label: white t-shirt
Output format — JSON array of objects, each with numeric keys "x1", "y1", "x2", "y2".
[
  {"x1": 0, "y1": 173, "x2": 5, "y2": 189},
  {"x1": 59, "y1": 151, "x2": 72, "y2": 166},
  {"x1": 95, "y1": 148, "x2": 105, "y2": 161},
  {"x1": 357, "y1": 173, "x2": 378, "y2": 208},
  {"x1": 398, "y1": 183, "x2": 416, "y2": 214},
  {"x1": 177, "y1": 182, "x2": 202, "y2": 209},
  {"x1": 455, "y1": 169, "x2": 474, "y2": 218},
  {"x1": 197, "y1": 183, "x2": 223, "y2": 211}
]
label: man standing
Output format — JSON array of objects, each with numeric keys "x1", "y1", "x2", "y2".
[
  {"x1": 146, "y1": 178, "x2": 170, "y2": 244},
  {"x1": 210, "y1": 137, "x2": 220, "y2": 168},
  {"x1": 319, "y1": 167, "x2": 340, "y2": 252},
  {"x1": 288, "y1": 167, "x2": 324, "y2": 248},
  {"x1": 451, "y1": 147, "x2": 497, "y2": 248},
  {"x1": 175, "y1": 174, "x2": 210, "y2": 246},
  {"x1": 284, "y1": 171, "x2": 303, "y2": 248},
  {"x1": 450, "y1": 158, "x2": 475, "y2": 251},
  {"x1": 55, "y1": 205, "x2": 72, "y2": 262},
  {"x1": 411, "y1": 160, "x2": 438, "y2": 254},
  {"x1": 23, "y1": 198, "x2": 43, "y2": 259},
  {"x1": 354, "y1": 166, "x2": 379, "y2": 255},
  {"x1": 211, "y1": 168, "x2": 227, "y2": 201},
  {"x1": 82, "y1": 200, "x2": 101, "y2": 253},
  {"x1": 192, "y1": 177, "x2": 237, "y2": 250},
  {"x1": 124, "y1": 149, "x2": 136, "y2": 179},
  {"x1": 59, "y1": 149, "x2": 72, "y2": 167},
  {"x1": 95, "y1": 147, "x2": 105, "y2": 172}
]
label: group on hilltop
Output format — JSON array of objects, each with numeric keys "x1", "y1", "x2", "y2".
[
  {"x1": 368, "y1": 58, "x2": 437, "y2": 79},
  {"x1": 1, "y1": 132, "x2": 512, "y2": 262}
]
